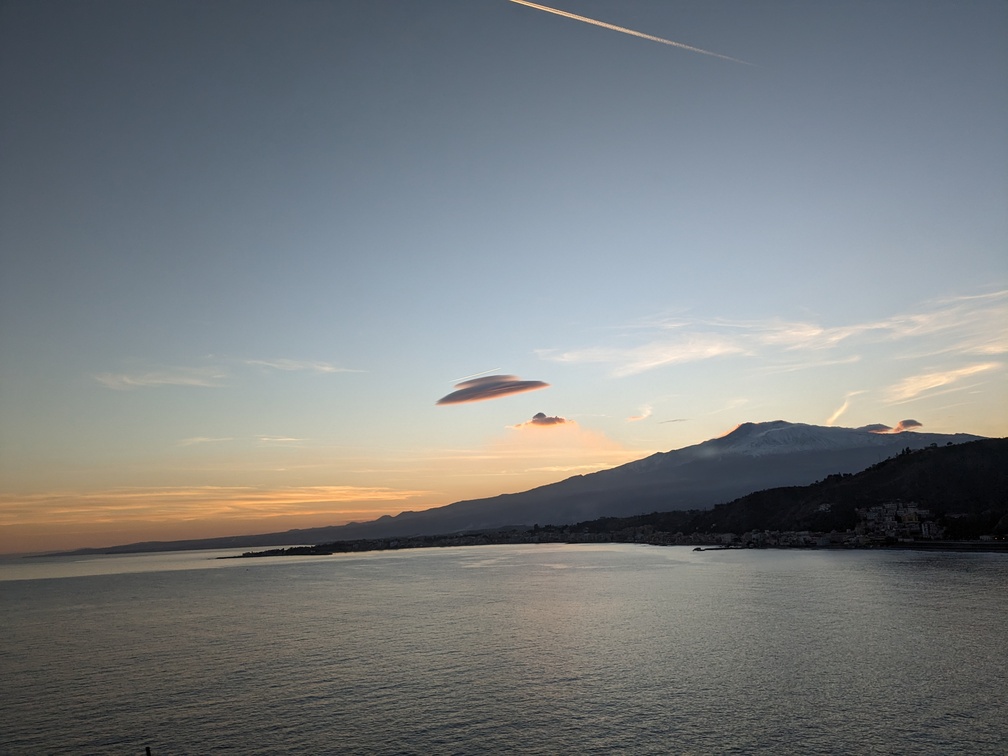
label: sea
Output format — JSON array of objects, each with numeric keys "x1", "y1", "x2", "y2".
[{"x1": 1, "y1": 544, "x2": 1006, "y2": 755}]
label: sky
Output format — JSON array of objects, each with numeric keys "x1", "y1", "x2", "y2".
[{"x1": 1, "y1": 0, "x2": 1006, "y2": 554}]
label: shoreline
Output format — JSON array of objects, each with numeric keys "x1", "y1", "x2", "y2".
[{"x1": 225, "y1": 536, "x2": 1008, "y2": 559}]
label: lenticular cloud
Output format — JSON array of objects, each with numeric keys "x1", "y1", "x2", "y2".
[
  {"x1": 867, "y1": 419, "x2": 924, "y2": 434},
  {"x1": 523, "y1": 412, "x2": 568, "y2": 427},
  {"x1": 437, "y1": 374, "x2": 549, "y2": 405}
]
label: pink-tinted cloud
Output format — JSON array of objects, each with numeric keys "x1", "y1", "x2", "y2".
[
  {"x1": 887, "y1": 362, "x2": 1000, "y2": 402},
  {"x1": 868, "y1": 419, "x2": 924, "y2": 434},
  {"x1": 626, "y1": 404, "x2": 653, "y2": 423},
  {"x1": 512, "y1": 412, "x2": 569, "y2": 428},
  {"x1": 825, "y1": 390, "x2": 866, "y2": 426},
  {"x1": 437, "y1": 374, "x2": 549, "y2": 405}
]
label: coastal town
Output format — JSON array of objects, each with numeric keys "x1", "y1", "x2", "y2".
[{"x1": 235, "y1": 499, "x2": 1006, "y2": 559}]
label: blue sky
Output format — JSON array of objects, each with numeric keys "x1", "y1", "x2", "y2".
[{"x1": 1, "y1": 0, "x2": 1005, "y2": 552}]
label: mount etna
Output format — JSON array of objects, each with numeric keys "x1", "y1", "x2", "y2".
[{"x1": 53, "y1": 421, "x2": 990, "y2": 555}]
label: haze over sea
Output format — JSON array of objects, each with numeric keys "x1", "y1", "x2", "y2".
[{"x1": 3, "y1": 544, "x2": 1006, "y2": 754}]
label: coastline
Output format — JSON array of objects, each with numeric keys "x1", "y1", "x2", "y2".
[{"x1": 226, "y1": 533, "x2": 1008, "y2": 559}]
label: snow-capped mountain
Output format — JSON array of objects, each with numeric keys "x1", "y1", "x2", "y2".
[
  {"x1": 706, "y1": 420, "x2": 903, "y2": 456},
  {"x1": 621, "y1": 420, "x2": 976, "y2": 473},
  {"x1": 684, "y1": 420, "x2": 971, "y2": 457},
  {"x1": 64, "y1": 421, "x2": 990, "y2": 554},
  {"x1": 320, "y1": 420, "x2": 984, "y2": 539}
]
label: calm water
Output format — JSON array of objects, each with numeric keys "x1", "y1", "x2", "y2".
[{"x1": 1, "y1": 544, "x2": 1006, "y2": 755}]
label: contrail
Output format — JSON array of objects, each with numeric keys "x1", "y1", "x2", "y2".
[{"x1": 509, "y1": 0, "x2": 752, "y2": 66}]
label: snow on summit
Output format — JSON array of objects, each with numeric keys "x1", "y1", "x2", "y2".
[{"x1": 701, "y1": 420, "x2": 966, "y2": 457}]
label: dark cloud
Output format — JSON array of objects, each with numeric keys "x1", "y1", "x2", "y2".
[
  {"x1": 528, "y1": 412, "x2": 567, "y2": 426},
  {"x1": 866, "y1": 420, "x2": 923, "y2": 434},
  {"x1": 862, "y1": 424, "x2": 893, "y2": 434},
  {"x1": 437, "y1": 374, "x2": 549, "y2": 405},
  {"x1": 510, "y1": 412, "x2": 570, "y2": 429}
]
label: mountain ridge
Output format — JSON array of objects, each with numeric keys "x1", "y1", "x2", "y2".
[
  {"x1": 42, "y1": 420, "x2": 986, "y2": 555},
  {"x1": 573, "y1": 437, "x2": 1008, "y2": 540}
]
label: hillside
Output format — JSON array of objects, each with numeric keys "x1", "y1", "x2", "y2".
[
  {"x1": 317, "y1": 421, "x2": 983, "y2": 538},
  {"x1": 577, "y1": 438, "x2": 1008, "y2": 539},
  {"x1": 46, "y1": 421, "x2": 989, "y2": 555}
]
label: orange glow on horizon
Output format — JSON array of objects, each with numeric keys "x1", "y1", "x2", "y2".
[
  {"x1": 0, "y1": 425, "x2": 656, "y2": 554},
  {"x1": 0, "y1": 485, "x2": 433, "y2": 554}
]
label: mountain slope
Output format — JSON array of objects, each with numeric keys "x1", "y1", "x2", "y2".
[
  {"x1": 319, "y1": 421, "x2": 983, "y2": 538},
  {"x1": 51, "y1": 421, "x2": 985, "y2": 554},
  {"x1": 579, "y1": 438, "x2": 1008, "y2": 538}
]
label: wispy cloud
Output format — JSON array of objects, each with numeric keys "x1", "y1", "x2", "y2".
[
  {"x1": 538, "y1": 335, "x2": 746, "y2": 377},
  {"x1": 96, "y1": 356, "x2": 361, "y2": 391},
  {"x1": 886, "y1": 363, "x2": 1001, "y2": 402},
  {"x1": 538, "y1": 290, "x2": 1008, "y2": 379},
  {"x1": 257, "y1": 436, "x2": 307, "y2": 445},
  {"x1": 825, "y1": 390, "x2": 865, "y2": 426},
  {"x1": 509, "y1": 0, "x2": 752, "y2": 66},
  {"x1": 626, "y1": 404, "x2": 653, "y2": 423},
  {"x1": 245, "y1": 359, "x2": 361, "y2": 374},
  {"x1": 711, "y1": 398, "x2": 749, "y2": 415},
  {"x1": 177, "y1": 436, "x2": 233, "y2": 447},
  {"x1": 94, "y1": 367, "x2": 226, "y2": 390},
  {"x1": 437, "y1": 374, "x2": 549, "y2": 405},
  {"x1": 826, "y1": 398, "x2": 851, "y2": 427},
  {"x1": 755, "y1": 355, "x2": 862, "y2": 376}
]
